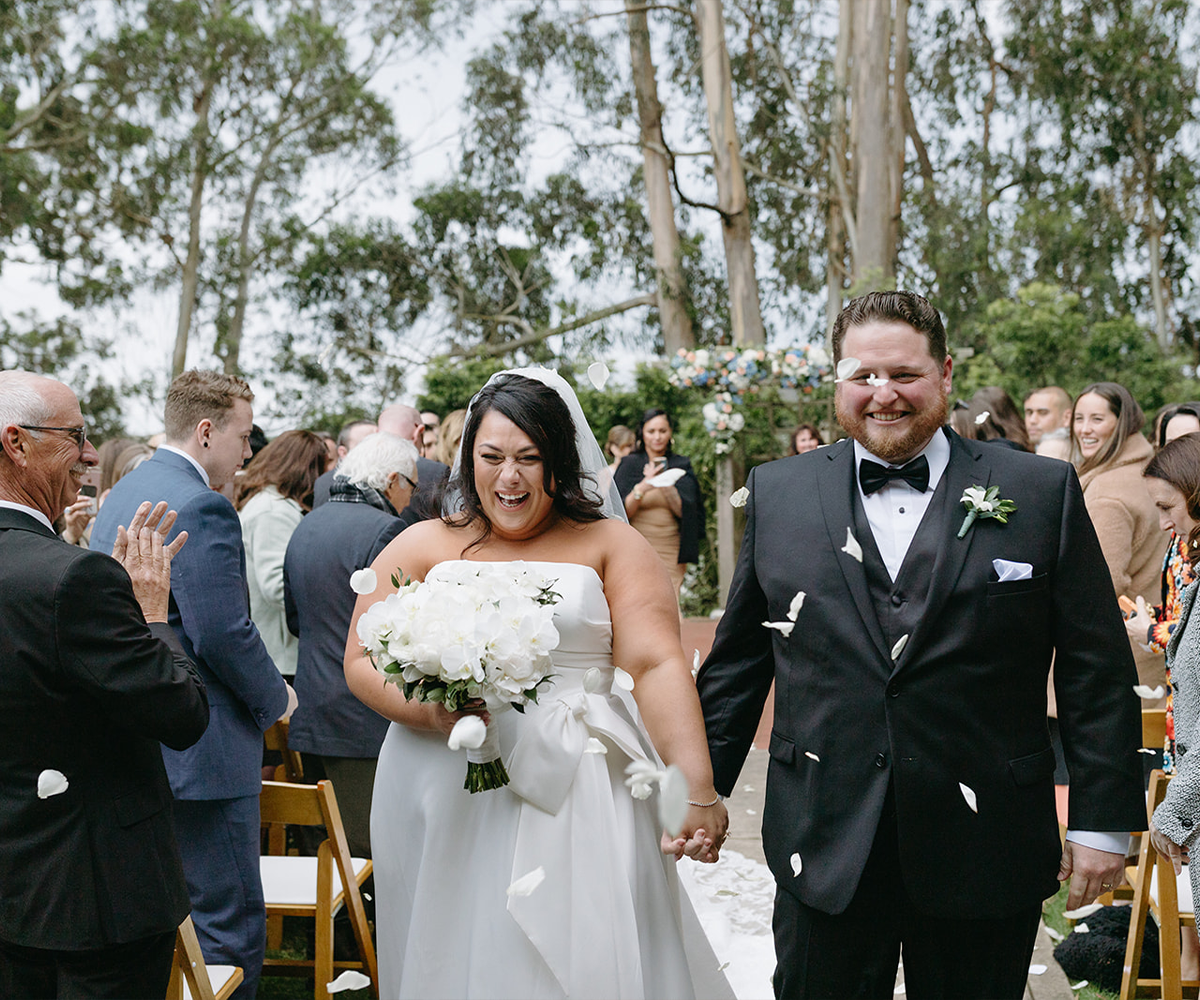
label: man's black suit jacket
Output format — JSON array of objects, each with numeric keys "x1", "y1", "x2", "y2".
[
  {"x1": 697, "y1": 431, "x2": 1146, "y2": 919},
  {"x1": 0, "y1": 508, "x2": 209, "y2": 949}
]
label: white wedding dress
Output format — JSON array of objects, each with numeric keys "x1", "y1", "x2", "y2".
[{"x1": 370, "y1": 561, "x2": 734, "y2": 1000}]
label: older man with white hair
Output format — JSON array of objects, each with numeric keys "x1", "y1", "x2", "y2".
[{"x1": 283, "y1": 432, "x2": 419, "y2": 858}]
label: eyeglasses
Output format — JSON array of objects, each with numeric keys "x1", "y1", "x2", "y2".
[
  {"x1": 400, "y1": 473, "x2": 418, "y2": 491},
  {"x1": 19, "y1": 424, "x2": 88, "y2": 450}
]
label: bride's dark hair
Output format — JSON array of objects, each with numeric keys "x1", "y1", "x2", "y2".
[{"x1": 447, "y1": 374, "x2": 605, "y2": 549}]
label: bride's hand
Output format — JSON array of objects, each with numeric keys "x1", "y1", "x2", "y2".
[
  {"x1": 427, "y1": 702, "x2": 490, "y2": 736},
  {"x1": 660, "y1": 800, "x2": 729, "y2": 864}
]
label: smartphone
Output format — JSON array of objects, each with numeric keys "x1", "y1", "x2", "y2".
[
  {"x1": 1117, "y1": 595, "x2": 1137, "y2": 619},
  {"x1": 79, "y1": 483, "x2": 98, "y2": 514}
]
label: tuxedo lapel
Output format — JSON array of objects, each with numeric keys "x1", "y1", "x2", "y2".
[
  {"x1": 899, "y1": 432, "x2": 989, "y2": 668},
  {"x1": 816, "y1": 440, "x2": 892, "y2": 664}
]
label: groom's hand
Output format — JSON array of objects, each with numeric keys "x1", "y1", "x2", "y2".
[{"x1": 1058, "y1": 841, "x2": 1125, "y2": 910}]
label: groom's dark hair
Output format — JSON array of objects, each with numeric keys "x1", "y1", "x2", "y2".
[
  {"x1": 832, "y1": 291, "x2": 947, "y2": 364},
  {"x1": 448, "y1": 374, "x2": 605, "y2": 550}
]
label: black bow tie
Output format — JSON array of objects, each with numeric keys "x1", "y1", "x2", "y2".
[{"x1": 859, "y1": 455, "x2": 930, "y2": 495}]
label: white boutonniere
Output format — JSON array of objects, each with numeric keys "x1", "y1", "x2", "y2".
[{"x1": 957, "y1": 485, "x2": 1017, "y2": 539}]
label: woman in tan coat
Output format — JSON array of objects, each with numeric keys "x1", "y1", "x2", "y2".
[{"x1": 1074, "y1": 382, "x2": 1165, "y2": 702}]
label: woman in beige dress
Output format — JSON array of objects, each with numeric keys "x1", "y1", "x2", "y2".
[{"x1": 613, "y1": 409, "x2": 702, "y2": 598}]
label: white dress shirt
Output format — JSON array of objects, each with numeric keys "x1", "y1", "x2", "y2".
[{"x1": 0, "y1": 500, "x2": 53, "y2": 532}]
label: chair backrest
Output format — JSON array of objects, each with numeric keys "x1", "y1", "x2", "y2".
[
  {"x1": 168, "y1": 915, "x2": 245, "y2": 1000},
  {"x1": 263, "y1": 719, "x2": 304, "y2": 782},
  {"x1": 1143, "y1": 708, "x2": 1168, "y2": 756},
  {"x1": 260, "y1": 780, "x2": 361, "y2": 904}
]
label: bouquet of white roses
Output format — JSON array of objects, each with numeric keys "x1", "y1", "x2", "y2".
[{"x1": 355, "y1": 561, "x2": 561, "y2": 792}]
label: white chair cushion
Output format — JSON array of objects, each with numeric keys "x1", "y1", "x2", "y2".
[
  {"x1": 260, "y1": 855, "x2": 370, "y2": 907},
  {"x1": 1150, "y1": 864, "x2": 1195, "y2": 914}
]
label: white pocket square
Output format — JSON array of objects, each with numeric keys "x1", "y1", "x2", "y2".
[{"x1": 993, "y1": 559, "x2": 1032, "y2": 582}]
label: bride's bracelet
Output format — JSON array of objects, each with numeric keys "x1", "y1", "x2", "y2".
[{"x1": 686, "y1": 793, "x2": 721, "y2": 808}]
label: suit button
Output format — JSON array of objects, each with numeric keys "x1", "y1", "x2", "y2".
[
  {"x1": 1184, "y1": 818, "x2": 1194, "y2": 829},
  {"x1": 1181, "y1": 745, "x2": 1189, "y2": 755},
  {"x1": 875, "y1": 752, "x2": 887, "y2": 768},
  {"x1": 887, "y1": 683, "x2": 900, "y2": 698},
  {"x1": 891, "y1": 594, "x2": 903, "y2": 607}
]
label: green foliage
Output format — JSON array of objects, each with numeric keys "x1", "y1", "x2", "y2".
[
  {"x1": 954, "y1": 283, "x2": 1193, "y2": 413},
  {"x1": 417, "y1": 356, "x2": 509, "y2": 416}
]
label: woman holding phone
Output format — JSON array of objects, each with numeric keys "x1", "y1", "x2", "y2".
[{"x1": 614, "y1": 408, "x2": 702, "y2": 598}]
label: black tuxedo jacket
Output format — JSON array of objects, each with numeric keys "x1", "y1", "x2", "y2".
[
  {"x1": 0, "y1": 508, "x2": 209, "y2": 949},
  {"x1": 697, "y1": 431, "x2": 1146, "y2": 918}
]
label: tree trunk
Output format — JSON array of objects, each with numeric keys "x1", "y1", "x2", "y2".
[
  {"x1": 626, "y1": 0, "x2": 694, "y2": 354},
  {"x1": 826, "y1": 0, "x2": 853, "y2": 338},
  {"x1": 695, "y1": 0, "x2": 764, "y2": 347},
  {"x1": 850, "y1": 0, "x2": 893, "y2": 290},
  {"x1": 888, "y1": 0, "x2": 908, "y2": 268},
  {"x1": 173, "y1": 80, "x2": 213, "y2": 379}
]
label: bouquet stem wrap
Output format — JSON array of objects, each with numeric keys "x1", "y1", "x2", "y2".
[{"x1": 464, "y1": 719, "x2": 509, "y2": 792}]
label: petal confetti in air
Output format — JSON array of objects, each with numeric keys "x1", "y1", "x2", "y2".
[
  {"x1": 692, "y1": 649, "x2": 700, "y2": 679},
  {"x1": 447, "y1": 715, "x2": 487, "y2": 751},
  {"x1": 787, "y1": 591, "x2": 806, "y2": 621},
  {"x1": 349, "y1": 568, "x2": 377, "y2": 595},
  {"x1": 587, "y1": 361, "x2": 610, "y2": 390},
  {"x1": 1071, "y1": 982, "x2": 1088, "y2": 991},
  {"x1": 974, "y1": 410, "x2": 991, "y2": 426},
  {"x1": 790, "y1": 852, "x2": 803, "y2": 876},
  {"x1": 865, "y1": 376, "x2": 889, "y2": 387},
  {"x1": 836, "y1": 357, "x2": 861, "y2": 381},
  {"x1": 327, "y1": 971, "x2": 372, "y2": 993},
  {"x1": 1045, "y1": 926, "x2": 1064, "y2": 943},
  {"x1": 1029, "y1": 965, "x2": 1047, "y2": 976},
  {"x1": 36, "y1": 769, "x2": 68, "y2": 799},
  {"x1": 625, "y1": 759, "x2": 665, "y2": 800},
  {"x1": 659, "y1": 764, "x2": 690, "y2": 837},
  {"x1": 1074, "y1": 923, "x2": 1090, "y2": 934},
  {"x1": 613, "y1": 667, "x2": 635, "y2": 691},
  {"x1": 1064, "y1": 903, "x2": 1104, "y2": 920},
  {"x1": 841, "y1": 527, "x2": 863, "y2": 563},
  {"x1": 583, "y1": 667, "x2": 604, "y2": 694},
  {"x1": 1134, "y1": 684, "x2": 1166, "y2": 700},
  {"x1": 958, "y1": 782, "x2": 978, "y2": 813},
  {"x1": 584, "y1": 737, "x2": 607, "y2": 755},
  {"x1": 805, "y1": 751, "x2": 820, "y2": 762},
  {"x1": 506, "y1": 866, "x2": 546, "y2": 897},
  {"x1": 729, "y1": 486, "x2": 749, "y2": 508},
  {"x1": 317, "y1": 342, "x2": 336, "y2": 369},
  {"x1": 763, "y1": 620, "x2": 796, "y2": 638},
  {"x1": 890, "y1": 634, "x2": 909, "y2": 660},
  {"x1": 1138, "y1": 747, "x2": 1158, "y2": 754}
]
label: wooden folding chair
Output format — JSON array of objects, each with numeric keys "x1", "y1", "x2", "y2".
[
  {"x1": 1120, "y1": 769, "x2": 1198, "y2": 999},
  {"x1": 259, "y1": 779, "x2": 378, "y2": 1000},
  {"x1": 264, "y1": 718, "x2": 304, "y2": 783},
  {"x1": 166, "y1": 914, "x2": 243, "y2": 1000}
]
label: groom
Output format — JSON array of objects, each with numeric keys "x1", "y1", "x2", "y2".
[{"x1": 697, "y1": 291, "x2": 1146, "y2": 998}]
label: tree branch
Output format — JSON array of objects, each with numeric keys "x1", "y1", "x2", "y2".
[
  {"x1": 741, "y1": 159, "x2": 819, "y2": 197},
  {"x1": 572, "y1": 4, "x2": 691, "y2": 26}
]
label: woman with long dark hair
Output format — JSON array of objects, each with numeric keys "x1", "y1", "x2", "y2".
[
  {"x1": 235, "y1": 429, "x2": 327, "y2": 677},
  {"x1": 1073, "y1": 382, "x2": 1164, "y2": 703},
  {"x1": 612, "y1": 409, "x2": 703, "y2": 598}
]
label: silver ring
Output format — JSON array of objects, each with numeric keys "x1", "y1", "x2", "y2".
[{"x1": 1101, "y1": 882, "x2": 1113, "y2": 889}]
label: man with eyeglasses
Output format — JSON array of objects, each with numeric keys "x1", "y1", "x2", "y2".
[
  {"x1": 0, "y1": 370, "x2": 209, "y2": 998},
  {"x1": 91, "y1": 369, "x2": 294, "y2": 999}
]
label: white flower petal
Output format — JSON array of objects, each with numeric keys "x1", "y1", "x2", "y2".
[
  {"x1": 841, "y1": 527, "x2": 863, "y2": 563},
  {"x1": 974, "y1": 410, "x2": 991, "y2": 426},
  {"x1": 587, "y1": 361, "x2": 610, "y2": 390},
  {"x1": 763, "y1": 620, "x2": 796, "y2": 638},
  {"x1": 1029, "y1": 964, "x2": 1047, "y2": 976},
  {"x1": 790, "y1": 852, "x2": 803, "y2": 876},
  {"x1": 865, "y1": 376, "x2": 888, "y2": 387},
  {"x1": 658, "y1": 765, "x2": 690, "y2": 837},
  {"x1": 1138, "y1": 747, "x2": 1158, "y2": 754},
  {"x1": 1133, "y1": 684, "x2": 1166, "y2": 700},
  {"x1": 692, "y1": 649, "x2": 700, "y2": 679},
  {"x1": 958, "y1": 781, "x2": 978, "y2": 813},
  {"x1": 836, "y1": 357, "x2": 861, "y2": 381},
  {"x1": 1074, "y1": 923, "x2": 1090, "y2": 934},
  {"x1": 447, "y1": 715, "x2": 487, "y2": 751},
  {"x1": 506, "y1": 866, "x2": 546, "y2": 897},
  {"x1": 787, "y1": 590, "x2": 806, "y2": 621},
  {"x1": 37, "y1": 769, "x2": 68, "y2": 799},
  {"x1": 613, "y1": 667, "x2": 635, "y2": 691},
  {"x1": 729, "y1": 486, "x2": 750, "y2": 508},
  {"x1": 327, "y1": 970, "x2": 372, "y2": 993},
  {"x1": 1045, "y1": 926, "x2": 1064, "y2": 943},
  {"x1": 804, "y1": 751, "x2": 820, "y2": 762},
  {"x1": 349, "y1": 567, "x2": 378, "y2": 595},
  {"x1": 1071, "y1": 981, "x2": 1088, "y2": 991},
  {"x1": 582, "y1": 667, "x2": 604, "y2": 693},
  {"x1": 890, "y1": 634, "x2": 909, "y2": 660},
  {"x1": 1064, "y1": 903, "x2": 1104, "y2": 920},
  {"x1": 584, "y1": 737, "x2": 608, "y2": 755}
]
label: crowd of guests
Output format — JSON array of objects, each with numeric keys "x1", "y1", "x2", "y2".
[{"x1": 8, "y1": 333, "x2": 1200, "y2": 997}]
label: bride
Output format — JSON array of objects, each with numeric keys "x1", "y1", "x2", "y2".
[{"x1": 343, "y1": 369, "x2": 732, "y2": 999}]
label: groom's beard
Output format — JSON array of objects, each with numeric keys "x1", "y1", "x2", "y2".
[{"x1": 836, "y1": 391, "x2": 950, "y2": 464}]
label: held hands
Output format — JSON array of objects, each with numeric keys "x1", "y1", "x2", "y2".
[
  {"x1": 111, "y1": 500, "x2": 187, "y2": 623},
  {"x1": 1057, "y1": 841, "x2": 1127, "y2": 910},
  {"x1": 661, "y1": 799, "x2": 729, "y2": 865},
  {"x1": 1150, "y1": 819, "x2": 1189, "y2": 876}
]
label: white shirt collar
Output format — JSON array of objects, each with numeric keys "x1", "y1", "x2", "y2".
[
  {"x1": 157, "y1": 444, "x2": 210, "y2": 487},
  {"x1": 0, "y1": 500, "x2": 55, "y2": 532},
  {"x1": 852, "y1": 427, "x2": 951, "y2": 494}
]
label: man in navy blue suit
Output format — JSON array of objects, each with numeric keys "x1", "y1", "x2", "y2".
[{"x1": 92, "y1": 370, "x2": 294, "y2": 998}]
